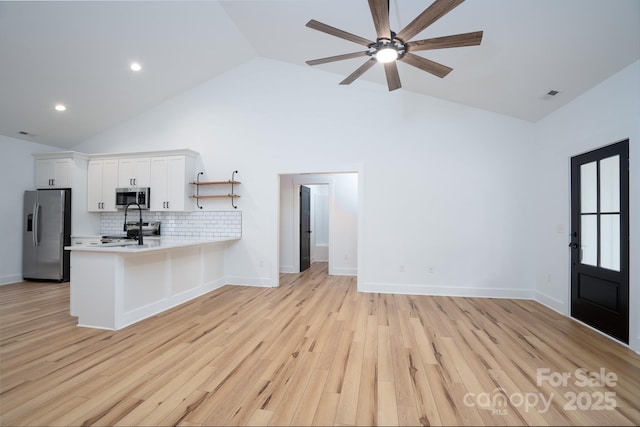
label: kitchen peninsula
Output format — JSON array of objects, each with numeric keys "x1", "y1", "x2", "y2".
[{"x1": 66, "y1": 237, "x2": 238, "y2": 330}]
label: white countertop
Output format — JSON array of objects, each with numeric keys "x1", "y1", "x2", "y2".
[{"x1": 65, "y1": 237, "x2": 239, "y2": 253}]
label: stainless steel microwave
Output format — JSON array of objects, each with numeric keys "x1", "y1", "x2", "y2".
[{"x1": 115, "y1": 187, "x2": 150, "y2": 210}]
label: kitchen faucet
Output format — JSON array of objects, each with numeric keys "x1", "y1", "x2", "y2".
[{"x1": 124, "y1": 202, "x2": 144, "y2": 245}]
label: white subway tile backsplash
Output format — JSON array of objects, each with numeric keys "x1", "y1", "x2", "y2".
[{"x1": 100, "y1": 211, "x2": 241, "y2": 239}]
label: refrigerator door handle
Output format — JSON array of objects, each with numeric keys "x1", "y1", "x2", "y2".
[
  {"x1": 34, "y1": 202, "x2": 41, "y2": 246},
  {"x1": 32, "y1": 202, "x2": 38, "y2": 247}
]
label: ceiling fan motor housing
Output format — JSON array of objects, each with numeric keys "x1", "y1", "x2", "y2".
[{"x1": 368, "y1": 33, "x2": 407, "y2": 60}]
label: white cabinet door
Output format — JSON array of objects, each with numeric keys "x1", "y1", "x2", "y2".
[
  {"x1": 88, "y1": 159, "x2": 119, "y2": 212},
  {"x1": 166, "y1": 156, "x2": 187, "y2": 211},
  {"x1": 87, "y1": 161, "x2": 104, "y2": 212},
  {"x1": 36, "y1": 158, "x2": 72, "y2": 188},
  {"x1": 150, "y1": 155, "x2": 192, "y2": 211},
  {"x1": 35, "y1": 159, "x2": 54, "y2": 188},
  {"x1": 53, "y1": 158, "x2": 72, "y2": 187},
  {"x1": 149, "y1": 157, "x2": 169, "y2": 211},
  {"x1": 118, "y1": 158, "x2": 150, "y2": 187},
  {"x1": 101, "y1": 160, "x2": 119, "y2": 211}
]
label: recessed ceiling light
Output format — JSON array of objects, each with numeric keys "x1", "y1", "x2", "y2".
[
  {"x1": 130, "y1": 62, "x2": 142, "y2": 72},
  {"x1": 54, "y1": 104, "x2": 66, "y2": 112}
]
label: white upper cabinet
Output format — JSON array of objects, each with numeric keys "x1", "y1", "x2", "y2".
[
  {"x1": 35, "y1": 157, "x2": 73, "y2": 188},
  {"x1": 150, "y1": 155, "x2": 195, "y2": 212},
  {"x1": 33, "y1": 151, "x2": 98, "y2": 236},
  {"x1": 87, "y1": 159, "x2": 119, "y2": 212},
  {"x1": 118, "y1": 157, "x2": 150, "y2": 188}
]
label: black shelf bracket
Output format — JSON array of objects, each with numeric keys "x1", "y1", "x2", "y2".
[
  {"x1": 231, "y1": 170, "x2": 238, "y2": 209},
  {"x1": 196, "y1": 171, "x2": 204, "y2": 209}
]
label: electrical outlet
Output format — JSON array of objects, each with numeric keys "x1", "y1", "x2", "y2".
[
  {"x1": 428, "y1": 267, "x2": 434, "y2": 274},
  {"x1": 344, "y1": 254, "x2": 348, "y2": 261},
  {"x1": 399, "y1": 265, "x2": 405, "y2": 273},
  {"x1": 259, "y1": 260, "x2": 264, "y2": 268}
]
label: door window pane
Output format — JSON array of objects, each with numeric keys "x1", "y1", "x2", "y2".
[
  {"x1": 580, "y1": 214, "x2": 597, "y2": 266},
  {"x1": 580, "y1": 162, "x2": 597, "y2": 213},
  {"x1": 600, "y1": 214, "x2": 620, "y2": 271},
  {"x1": 600, "y1": 155, "x2": 620, "y2": 213}
]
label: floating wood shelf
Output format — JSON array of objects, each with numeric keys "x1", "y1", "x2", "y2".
[
  {"x1": 190, "y1": 194, "x2": 240, "y2": 199},
  {"x1": 191, "y1": 171, "x2": 240, "y2": 209},
  {"x1": 190, "y1": 180, "x2": 241, "y2": 185}
]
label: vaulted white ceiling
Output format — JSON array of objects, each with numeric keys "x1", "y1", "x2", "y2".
[{"x1": 1, "y1": 0, "x2": 638, "y2": 149}]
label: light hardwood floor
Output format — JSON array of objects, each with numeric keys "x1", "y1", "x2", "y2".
[{"x1": 1, "y1": 262, "x2": 639, "y2": 426}]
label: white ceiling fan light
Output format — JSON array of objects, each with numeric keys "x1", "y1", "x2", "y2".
[
  {"x1": 375, "y1": 45, "x2": 398, "y2": 63},
  {"x1": 54, "y1": 104, "x2": 67, "y2": 112},
  {"x1": 130, "y1": 62, "x2": 142, "y2": 72}
]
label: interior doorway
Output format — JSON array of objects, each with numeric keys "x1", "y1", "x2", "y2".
[{"x1": 279, "y1": 173, "x2": 358, "y2": 277}]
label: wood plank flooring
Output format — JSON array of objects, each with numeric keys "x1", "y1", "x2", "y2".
[{"x1": 1, "y1": 262, "x2": 639, "y2": 426}]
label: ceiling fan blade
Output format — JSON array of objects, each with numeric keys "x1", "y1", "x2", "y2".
[
  {"x1": 368, "y1": 0, "x2": 391, "y2": 39},
  {"x1": 396, "y1": 0, "x2": 465, "y2": 42},
  {"x1": 340, "y1": 58, "x2": 377, "y2": 85},
  {"x1": 306, "y1": 19, "x2": 373, "y2": 47},
  {"x1": 306, "y1": 51, "x2": 369, "y2": 66},
  {"x1": 407, "y1": 31, "x2": 483, "y2": 51},
  {"x1": 384, "y1": 61, "x2": 401, "y2": 91},
  {"x1": 400, "y1": 53, "x2": 452, "y2": 78}
]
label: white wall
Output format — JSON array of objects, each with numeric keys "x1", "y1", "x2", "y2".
[
  {"x1": 533, "y1": 60, "x2": 640, "y2": 353},
  {"x1": 0, "y1": 135, "x2": 58, "y2": 284},
  {"x1": 73, "y1": 57, "x2": 537, "y2": 295},
  {"x1": 310, "y1": 184, "x2": 329, "y2": 262},
  {"x1": 279, "y1": 174, "x2": 357, "y2": 275}
]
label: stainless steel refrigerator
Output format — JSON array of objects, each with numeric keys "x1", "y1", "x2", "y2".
[{"x1": 23, "y1": 189, "x2": 71, "y2": 282}]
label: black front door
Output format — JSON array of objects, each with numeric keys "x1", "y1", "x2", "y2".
[
  {"x1": 570, "y1": 140, "x2": 629, "y2": 343},
  {"x1": 300, "y1": 185, "x2": 311, "y2": 272}
]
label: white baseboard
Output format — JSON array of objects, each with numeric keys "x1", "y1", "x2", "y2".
[
  {"x1": 329, "y1": 267, "x2": 357, "y2": 276},
  {"x1": 358, "y1": 282, "x2": 534, "y2": 299},
  {"x1": 279, "y1": 265, "x2": 296, "y2": 274},
  {"x1": 533, "y1": 291, "x2": 567, "y2": 315},
  {"x1": 0, "y1": 274, "x2": 23, "y2": 286},
  {"x1": 225, "y1": 276, "x2": 277, "y2": 288}
]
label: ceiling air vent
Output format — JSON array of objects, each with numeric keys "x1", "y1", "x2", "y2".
[{"x1": 542, "y1": 89, "x2": 561, "y2": 100}]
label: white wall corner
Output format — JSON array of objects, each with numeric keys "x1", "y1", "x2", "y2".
[{"x1": 533, "y1": 291, "x2": 568, "y2": 316}]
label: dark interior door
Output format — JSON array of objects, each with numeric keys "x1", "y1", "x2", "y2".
[
  {"x1": 570, "y1": 140, "x2": 629, "y2": 343},
  {"x1": 300, "y1": 185, "x2": 311, "y2": 272}
]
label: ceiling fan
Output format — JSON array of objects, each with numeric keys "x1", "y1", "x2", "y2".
[{"x1": 305, "y1": 0, "x2": 483, "y2": 91}]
